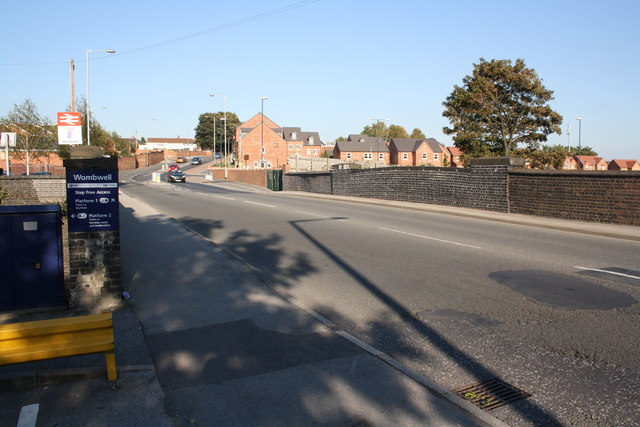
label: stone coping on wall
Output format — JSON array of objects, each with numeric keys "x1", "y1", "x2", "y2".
[{"x1": 508, "y1": 168, "x2": 640, "y2": 177}]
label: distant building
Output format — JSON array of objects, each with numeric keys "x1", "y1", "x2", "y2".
[
  {"x1": 608, "y1": 159, "x2": 640, "y2": 171},
  {"x1": 139, "y1": 137, "x2": 196, "y2": 151}
]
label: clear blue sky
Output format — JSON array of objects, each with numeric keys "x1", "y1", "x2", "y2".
[{"x1": 2, "y1": 0, "x2": 639, "y2": 160}]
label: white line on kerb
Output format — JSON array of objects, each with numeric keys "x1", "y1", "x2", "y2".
[
  {"x1": 244, "y1": 200, "x2": 276, "y2": 208},
  {"x1": 17, "y1": 404, "x2": 39, "y2": 427},
  {"x1": 575, "y1": 266, "x2": 640, "y2": 280},
  {"x1": 379, "y1": 227, "x2": 483, "y2": 249}
]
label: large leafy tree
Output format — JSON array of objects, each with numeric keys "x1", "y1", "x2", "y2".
[
  {"x1": 0, "y1": 98, "x2": 56, "y2": 174},
  {"x1": 194, "y1": 111, "x2": 240, "y2": 152},
  {"x1": 442, "y1": 58, "x2": 563, "y2": 157},
  {"x1": 388, "y1": 124, "x2": 409, "y2": 139},
  {"x1": 410, "y1": 128, "x2": 426, "y2": 139},
  {"x1": 362, "y1": 121, "x2": 389, "y2": 140}
]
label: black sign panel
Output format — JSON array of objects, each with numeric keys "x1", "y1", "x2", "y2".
[{"x1": 66, "y1": 170, "x2": 119, "y2": 232}]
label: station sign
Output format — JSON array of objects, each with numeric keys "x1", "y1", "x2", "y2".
[
  {"x1": 66, "y1": 170, "x2": 119, "y2": 232},
  {"x1": 57, "y1": 112, "x2": 83, "y2": 145}
]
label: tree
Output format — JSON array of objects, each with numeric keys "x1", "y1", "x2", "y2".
[
  {"x1": 442, "y1": 58, "x2": 563, "y2": 158},
  {"x1": 0, "y1": 99, "x2": 56, "y2": 174},
  {"x1": 194, "y1": 111, "x2": 241, "y2": 152},
  {"x1": 362, "y1": 121, "x2": 389, "y2": 140},
  {"x1": 72, "y1": 97, "x2": 116, "y2": 155},
  {"x1": 410, "y1": 128, "x2": 426, "y2": 139},
  {"x1": 388, "y1": 124, "x2": 409, "y2": 139},
  {"x1": 514, "y1": 145, "x2": 567, "y2": 169}
]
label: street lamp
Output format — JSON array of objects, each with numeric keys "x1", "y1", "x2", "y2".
[
  {"x1": 145, "y1": 118, "x2": 155, "y2": 167},
  {"x1": 576, "y1": 117, "x2": 582, "y2": 158},
  {"x1": 261, "y1": 96, "x2": 269, "y2": 168},
  {"x1": 209, "y1": 94, "x2": 227, "y2": 177},
  {"x1": 86, "y1": 48, "x2": 115, "y2": 145}
]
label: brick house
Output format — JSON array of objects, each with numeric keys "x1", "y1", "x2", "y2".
[
  {"x1": 446, "y1": 146, "x2": 464, "y2": 167},
  {"x1": 575, "y1": 155, "x2": 608, "y2": 170},
  {"x1": 389, "y1": 138, "x2": 446, "y2": 166},
  {"x1": 334, "y1": 134, "x2": 389, "y2": 163},
  {"x1": 608, "y1": 159, "x2": 640, "y2": 171},
  {"x1": 282, "y1": 127, "x2": 324, "y2": 158},
  {"x1": 236, "y1": 113, "x2": 287, "y2": 169}
]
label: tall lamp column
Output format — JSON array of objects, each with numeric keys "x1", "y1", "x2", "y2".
[{"x1": 86, "y1": 48, "x2": 115, "y2": 145}]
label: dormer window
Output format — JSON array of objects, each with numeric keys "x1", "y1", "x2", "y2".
[
  {"x1": 359, "y1": 138, "x2": 365, "y2": 143},
  {"x1": 308, "y1": 136, "x2": 314, "y2": 145},
  {"x1": 291, "y1": 131, "x2": 297, "y2": 139}
]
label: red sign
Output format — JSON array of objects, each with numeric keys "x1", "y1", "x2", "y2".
[{"x1": 57, "y1": 112, "x2": 82, "y2": 127}]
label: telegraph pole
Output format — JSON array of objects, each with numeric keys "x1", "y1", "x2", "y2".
[{"x1": 70, "y1": 59, "x2": 75, "y2": 112}]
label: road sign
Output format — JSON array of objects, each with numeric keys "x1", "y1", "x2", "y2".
[
  {"x1": 57, "y1": 112, "x2": 83, "y2": 145},
  {"x1": 66, "y1": 170, "x2": 119, "y2": 232},
  {"x1": 0, "y1": 132, "x2": 17, "y2": 147}
]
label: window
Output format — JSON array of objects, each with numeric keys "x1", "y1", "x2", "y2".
[
  {"x1": 434, "y1": 153, "x2": 439, "y2": 160},
  {"x1": 288, "y1": 144, "x2": 293, "y2": 150},
  {"x1": 291, "y1": 131, "x2": 297, "y2": 139},
  {"x1": 346, "y1": 153, "x2": 352, "y2": 159},
  {"x1": 364, "y1": 152, "x2": 372, "y2": 160},
  {"x1": 422, "y1": 153, "x2": 427, "y2": 160},
  {"x1": 402, "y1": 153, "x2": 408, "y2": 160},
  {"x1": 254, "y1": 161, "x2": 258, "y2": 168},
  {"x1": 308, "y1": 136, "x2": 314, "y2": 145},
  {"x1": 378, "y1": 153, "x2": 384, "y2": 160},
  {"x1": 296, "y1": 144, "x2": 301, "y2": 150},
  {"x1": 307, "y1": 149, "x2": 312, "y2": 155},
  {"x1": 313, "y1": 149, "x2": 317, "y2": 155}
]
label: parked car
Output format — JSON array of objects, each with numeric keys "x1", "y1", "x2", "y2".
[
  {"x1": 168, "y1": 163, "x2": 179, "y2": 171},
  {"x1": 191, "y1": 157, "x2": 201, "y2": 165},
  {"x1": 214, "y1": 152, "x2": 221, "y2": 159},
  {"x1": 176, "y1": 156, "x2": 187, "y2": 163},
  {"x1": 167, "y1": 169, "x2": 186, "y2": 183}
]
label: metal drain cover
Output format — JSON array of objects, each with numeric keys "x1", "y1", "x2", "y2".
[{"x1": 452, "y1": 378, "x2": 530, "y2": 410}]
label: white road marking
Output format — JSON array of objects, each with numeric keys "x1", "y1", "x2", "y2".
[
  {"x1": 17, "y1": 404, "x2": 39, "y2": 427},
  {"x1": 214, "y1": 195, "x2": 235, "y2": 201},
  {"x1": 575, "y1": 266, "x2": 640, "y2": 280},
  {"x1": 379, "y1": 227, "x2": 483, "y2": 249},
  {"x1": 244, "y1": 201, "x2": 276, "y2": 208},
  {"x1": 294, "y1": 210, "x2": 349, "y2": 221}
]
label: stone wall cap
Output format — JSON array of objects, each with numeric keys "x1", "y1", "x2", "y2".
[{"x1": 470, "y1": 157, "x2": 525, "y2": 166}]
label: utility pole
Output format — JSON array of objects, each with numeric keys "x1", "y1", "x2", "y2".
[{"x1": 70, "y1": 59, "x2": 75, "y2": 112}]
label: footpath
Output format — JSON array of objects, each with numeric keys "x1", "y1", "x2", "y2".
[{"x1": 0, "y1": 187, "x2": 503, "y2": 426}]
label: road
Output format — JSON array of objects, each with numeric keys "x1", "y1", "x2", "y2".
[{"x1": 120, "y1": 162, "x2": 640, "y2": 426}]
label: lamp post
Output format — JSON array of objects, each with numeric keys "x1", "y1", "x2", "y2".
[
  {"x1": 86, "y1": 48, "x2": 115, "y2": 145},
  {"x1": 576, "y1": 117, "x2": 582, "y2": 157},
  {"x1": 209, "y1": 94, "x2": 227, "y2": 177},
  {"x1": 261, "y1": 96, "x2": 269, "y2": 168},
  {"x1": 145, "y1": 118, "x2": 155, "y2": 167}
]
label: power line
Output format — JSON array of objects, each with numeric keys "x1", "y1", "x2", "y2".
[{"x1": 0, "y1": 0, "x2": 320, "y2": 66}]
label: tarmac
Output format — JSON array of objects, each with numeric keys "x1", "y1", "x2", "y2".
[{"x1": 1, "y1": 176, "x2": 638, "y2": 427}]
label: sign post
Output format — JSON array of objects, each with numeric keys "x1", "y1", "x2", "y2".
[
  {"x1": 57, "y1": 112, "x2": 83, "y2": 145},
  {"x1": 1, "y1": 132, "x2": 17, "y2": 175},
  {"x1": 66, "y1": 170, "x2": 119, "y2": 232}
]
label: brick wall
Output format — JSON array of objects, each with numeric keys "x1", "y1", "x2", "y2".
[
  {"x1": 509, "y1": 169, "x2": 640, "y2": 225},
  {"x1": 209, "y1": 168, "x2": 267, "y2": 187},
  {"x1": 329, "y1": 165, "x2": 510, "y2": 212},
  {"x1": 0, "y1": 176, "x2": 66, "y2": 205},
  {"x1": 67, "y1": 230, "x2": 122, "y2": 311},
  {"x1": 284, "y1": 172, "x2": 332, "y2": 194}
]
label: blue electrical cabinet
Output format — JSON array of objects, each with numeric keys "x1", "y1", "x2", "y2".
[{"x1": 0, "y1": 205, "x2": 65, "y2": 311}]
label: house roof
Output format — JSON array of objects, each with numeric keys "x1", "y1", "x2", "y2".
[
  {"x1": 422, "y1": 138, "x2": 444, "y2": 153},
  {"x1": 609, "y1": 159, "x2": 639, "y2": 168},
  {"x1": 575, "y1": 155, "x2": 606, "y2": 166},
  {"x1": 335, "y1": 140, "x2": 389, "y2": 152},
  {"x1": 447, "y1": 146, "x2": 462, "y2": 156},
  {"x1": 282, "y1": 127, "x2": 323, "y2": 145},
  {"x1": 347, "y1": 134, "x2": 385, "y2": 145},
  {"x1": 390, "y1": 138, "x2": 421, "y2": 152}
]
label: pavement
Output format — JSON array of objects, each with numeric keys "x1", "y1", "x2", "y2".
[{"x1": 1, "y1": 174, "x2": 637, "y2": 427}]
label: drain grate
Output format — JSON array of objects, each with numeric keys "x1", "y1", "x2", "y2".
[{"x1": 452, "y1": 378, "x2": 531, "y2": 410}]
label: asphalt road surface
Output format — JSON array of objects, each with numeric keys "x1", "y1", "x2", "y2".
[{"x1": 120, "y1": 164, "x2": 640, "y2": 426}]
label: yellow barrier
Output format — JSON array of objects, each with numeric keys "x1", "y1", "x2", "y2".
[{"x1": 0, "y1": 312, "x2": 117, "y2": 381}]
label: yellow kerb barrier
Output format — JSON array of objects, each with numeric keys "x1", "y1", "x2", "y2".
[{"x1": 0, "y1": 312, "x2": 117, "y2": 381}]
